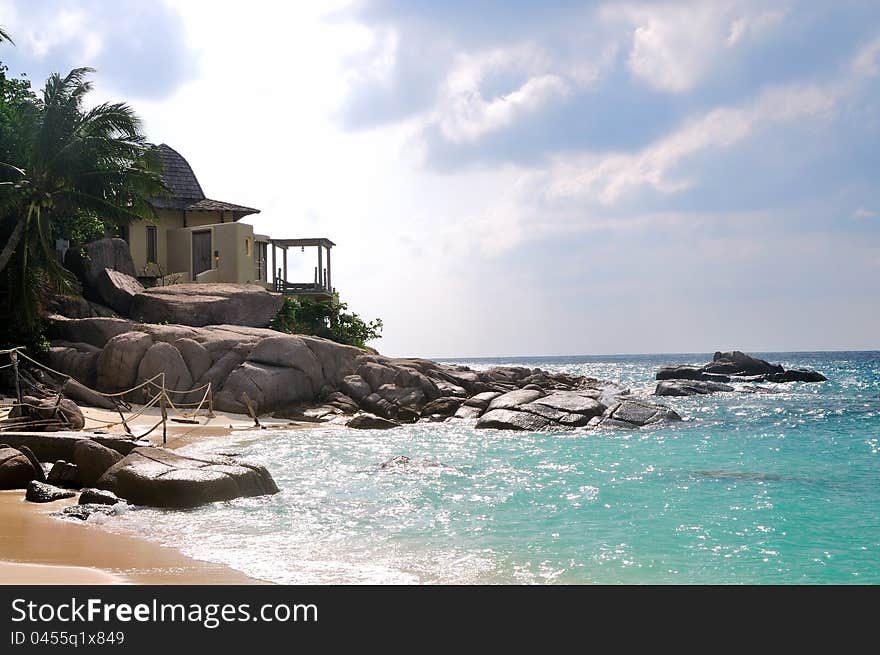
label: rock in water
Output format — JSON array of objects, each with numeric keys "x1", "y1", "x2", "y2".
[
  {"x1": 764, "y1": 369, "x2": 828, "y2": 383},
  {"x1": 130, "y1": 283, "x2": 284, "y2": 328},
  {"x1": 78, "y1": 488, "x2": 123, "y2": 506},
  {"x1": 655, "y1": 380, "x2": 734, "y2": 396},
  {"x1": 73, "y1": 440, "x2": 123, "y2": 487},
  {"x1": 704, "y1": 351, "x2": 783, "y2": 376},
  {"x1": 25, "y1": 480, "x2": 76, "y2": 503},
  {"x1": 0, "y1": 446, "x2": 40, "y2": 489},
  {"x1": 475, "y1": 409, "x2": 552, "y2": 431},
  {"x1": 96, "y1": 447, "x2": 279, "y2": 508},
  {"x1": 347, "y1": 413, "x2": 400, "y2": 430}
]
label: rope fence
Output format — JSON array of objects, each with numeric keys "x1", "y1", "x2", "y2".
[{"x1": 0, "y1": 346, "x2": 215, "y2": 444}]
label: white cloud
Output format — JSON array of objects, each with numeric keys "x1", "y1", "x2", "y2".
[
  {"x1": 852, "y1": 36, "x2": 880, "y2": 78},
  {"x1": 852, "y1": 207, "x2": 879, "y2": 220},
  {"x1": 604, "y1": 1, "x2": 787, "y2": 93}
]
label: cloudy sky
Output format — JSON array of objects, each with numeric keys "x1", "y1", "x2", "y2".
[{"x1": 1, "y1": 1, "x2": 879, "y2": 357}]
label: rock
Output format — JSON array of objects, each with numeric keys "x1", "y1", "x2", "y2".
[
  {"x1": 95, "y1": 331, "x2": 154, "y2": 392},
  {"x1": 247, "y1": 336, "x2": 323, "y2": 388},
  {"x1": 46, "y1": 460, "x2": 80, "y2": 488},
  {"x1": 96, "y1": 447, "x2": 279, "y2": 508},
  {"x1": 174, "y1": 338, "x2": 212, "y2": 382},
  {"x1": 487, "y1": 389, "x2": 545, "y2": 411},
  {"x1": 49, "y1": 317, "x2": 139, "y2": 349},
  {"x1": 655, "y1": 380, "x2": 735, "y2": 396},
  {"x1": 476, "y1": 408, "x2": 552, "y2": 431},
  {"x1": 704, "y1": 351, "x2": 783, "y2": 376},
  {"x1": 0, "y1": 434, "x2": 148, "y2": 463},
  {"x1": 527, "y1": 391, "x2": 606, "y2": 417},
  {"x1": 453, "y1": 404, "x2": 483, "y2": 419},
  {"x1": 379, "y1": 455, "x2": 411, "y2": 468},
  {"x1": 347, "y1": 413, "x2": 400, "y2": 430},
  {"x1": 48, "y1": 342, "x2": 101, "y2": 387},
  {"x1": 46, "y1": 295, "x2": 118, "y2": 319},
  {"x1": 130, "y1": 283, "x2": 284, "y2": 328},
  {"x1": 375, "y1": 384, "x2": 426, "y2": 411},
  {"x1": 11, "y1": 444, "x2": 45, "y2": 482},
  {"x1": 95, "y1": 268, "x2": 144, "y2": 315},
  {"x1": 341, "y1": 374, "x2": 371, "y2": 401},
  {"x1": 14, "y1": 395, "x2": 84, "y2": 431},
  {"x1": 657, "y1": 365, "x2": 717, "y2": 382},
  {"x1": 136, "y1": 342, "x2": 193, "y2": 394},
  {"x1": 764, "y1": 369, "x2": 827, "y2": 383},
  {"x1": 603, "y1": 400, "x2": 682, "y2": 427},
  {"x1": 65, "y1": 237, "x2": 137, "y2": 294},
  {"x1": 420, "y1": 397, "x2": 463, "y2": 417},
  {"x1": 25, "y1": 480, "x2": 76, "y2": 503},
  {"x1": 72, "y1": 439, "x2": 123, "y2": 487},
  {"x1": 214, "y1": 362, "x2": 314, "y2": 414},
  {"x1": 78, "y1": 488, "x2": 122, "y2": 505},
  {"x1": 0, "y1": 446, "x2": 39, "y2": 489},
  {"x1": 59, "y1": 504, "x2": 118, "y2": 521}
]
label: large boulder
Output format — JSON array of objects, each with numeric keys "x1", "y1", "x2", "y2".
[
  {"x1": 475, "y1": 408, "x2": 551, "y2": 431},
  {"x1": 136, "y1": 342, "x2": 193, "y2": 393},
  {"x1": 764, "y1": 369, "x2": 827, "y2": 383},
  {"x1": 247, "y1": 336, "x2": 324, "y2": 388},
  {"x1": 174, "y1": 338, "x2": 213, "y2": 382},
  {"x1": 64, "y1": 237, "x2": 137, "y2": 295},
  {"x1": 45, "y1": 295, "x2": 118, "y2": 319},
  {"x1": 95, "y1": 446, "x2": 279, "y2": 508},
  {"x1": 347, "y1": 413, "x2": 400, "y2": 430},
  {"x1": 487, "y1": 389, "x2": 545, "y2": 411},
  {"x1": 130, "y1": 284, "x2": 284, "y2": 328},
  {"x1": 48, "y1": 342, "x2": 101, "y2": 388},
  {"x1": 95, "y1": 268, "x2": 144, "y2": 316},
  {"x1": 214, "y1": 362, "x2": 314, "y2": 414},
  {"x1": 655, "y1": 380, "x2": 735, "y2": 396},
  {"x1": 95, "y1": 331, "x2": 154, "y2": 393},
  {"x1": 13, "y1": 395, "x2": 85, "y2": 431},
  {"x1": 703, "y1": 351, "x2": 783, "y2": 376},
  {"x1": 0, "y1": 446, "x2": 40, "y2": 489},
  {"x1": 49, "y1": 317, "x2": 139, "y2": 349},
  {"x1": 72, "y1": 439, "x2": 123, "y2": 487},
  {"x1": 595, "y1": 400, "x2": 682, "y2": 428},
  {"x1": 656, "y1": 365, "x2": 730, "y2": 383}
]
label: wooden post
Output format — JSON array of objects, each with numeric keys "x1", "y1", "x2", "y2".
[
  {"x1": 283, "y1": 247, "x2": 288, "y2": 286},
  {"x1": 114, "y1": 399, "x2": 132, "y2": 436},
  {"x1": 10, "y1": 350, "x2": 22, "y2": 405},
  {"x1": 272, "y1": 242, "x2": 277, "y2": 288},
  {"x1": 326, "y1": 246, "x2": 331, "y2": 291},
  {"x1": 317, "y1": 244, "x2": 323, "y2": 288},
  {"x1": 207, "y1": 385, "x2": 215, "y2": 418},
  {"x1": 241, "y1": 392, "x2": 261, "y2": 427},
  {"x1": 160, "y1": 392, "x2": 168, "y2": 445}
]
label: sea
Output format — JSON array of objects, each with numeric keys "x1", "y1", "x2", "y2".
[{"x1": 97, "y1": 352, "x2": 880, "y2": 584}]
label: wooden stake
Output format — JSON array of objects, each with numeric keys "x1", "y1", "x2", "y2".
[{"x1": 242, "y1": 392, "x2": 261, "y2": 427}]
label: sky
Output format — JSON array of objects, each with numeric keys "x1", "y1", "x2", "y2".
[{"x1": 1, "y1": 0, "x2": 879, "y2": 357}]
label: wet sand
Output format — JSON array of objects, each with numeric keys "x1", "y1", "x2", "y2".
[{"x1": 0, "y1": 402, "x2": 316, "y2": 585}]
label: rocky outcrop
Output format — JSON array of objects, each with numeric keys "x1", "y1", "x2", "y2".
[
  {"x1": 96, "y1": 447, "x2": 280, "y2": 508},
  {"x1": 588, "y1": 399, "x2": 682, "y2": 430},
  {"x1": 46, "y1": 316, "x2": 686, "y2": 432},
  {"x1": 130, "y1": 284, "x2": 284, "y2": 328},
  {"x1": 0, "y1": 446, "x2": 40, "y2": 489},
  {"x1": 46, "y1": 295, "x2": 117, "y2": 320},
  {"x1": 655, "y1": 380, "x2": 734, "y2": 396},
  {"x1": 25, "y1": 480, "x2": 75, "y2": 503},
  {"x1": 656, "y1": 351, "x2": 826, "y2": 387},
  {"x1": 47, "y1": 460, "x2": 79, "y2": 487},
  {"x1": 0, "y1": 433, "x2": 149, "y2": 463},
  {"x1": 95, "y1": 268, "x2": 144, "y2": 315},
  {"x1": 347, "y1": 413, "x2": 399, "y2": 430}
]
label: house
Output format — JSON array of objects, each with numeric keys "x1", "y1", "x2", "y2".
[{"x1": 125, "y1": 143, "x2": 335, "y2": 297}]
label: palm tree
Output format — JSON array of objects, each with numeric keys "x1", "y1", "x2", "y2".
[
  {"x1": 0, "y1": 64, "x2": 165, "y2": 334},
  {"x1": 0, "y1": 26, "x2": 13, "y2": 44}
]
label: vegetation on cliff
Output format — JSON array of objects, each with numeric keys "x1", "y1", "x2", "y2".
[
  {"x1": 0, "y1": 29, "x2": 164, "y2": 349},
  {"x1": 270, "y1": 295, "x2": 383, "y2": 349}
]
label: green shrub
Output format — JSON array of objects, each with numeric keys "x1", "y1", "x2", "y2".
[{"x1": 270, "y1": 295, "x2": 382, "y2": 349}]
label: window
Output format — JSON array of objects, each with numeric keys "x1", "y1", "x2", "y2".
[
  {"x1": 146, "y1": 225, "x2": 158, "y2": 264},
  {"x1": 245, "y1": 238, "x2": 252, "y2": 256}
]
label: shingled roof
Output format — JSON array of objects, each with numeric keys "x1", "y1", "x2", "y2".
[{"x1": 150, "y1": 144, "x2": 259, "y2": 219}]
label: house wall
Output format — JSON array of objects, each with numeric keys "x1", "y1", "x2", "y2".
[
  {"x1": 129, "y1": 209, "x2": 232, "y2": 278},
  {"x1": 166, "y1": 221, "x2": 258, "y2": 284}
]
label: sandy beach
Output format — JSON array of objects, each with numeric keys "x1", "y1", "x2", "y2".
[{"x1": 1, "y1": 401, "x2": 313, "y2": 585}]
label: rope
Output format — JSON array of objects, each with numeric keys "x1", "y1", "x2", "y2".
[{"x1": 2, "y1": 347, "x2": 215, "y2": 436}]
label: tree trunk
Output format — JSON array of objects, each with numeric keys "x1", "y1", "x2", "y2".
[{"x1": 0, "y1": 215, "x2": 26, "y2": 275}]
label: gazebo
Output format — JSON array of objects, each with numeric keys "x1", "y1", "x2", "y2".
[{"x1": 269, "y1": 238, "x2": 335, "y2": 298}]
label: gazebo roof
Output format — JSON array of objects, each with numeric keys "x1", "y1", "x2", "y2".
[{"x1": 150, "y1": 144, "x2": 260, "y2": 218}]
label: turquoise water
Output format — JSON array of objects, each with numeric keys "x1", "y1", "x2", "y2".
[{"x1": 105, "y1": 352, "x2": 880, "y2": 584}]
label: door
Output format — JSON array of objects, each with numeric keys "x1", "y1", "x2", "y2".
[{"x1": 192, "y1": 230, "x2": 212, "y2": 280}]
